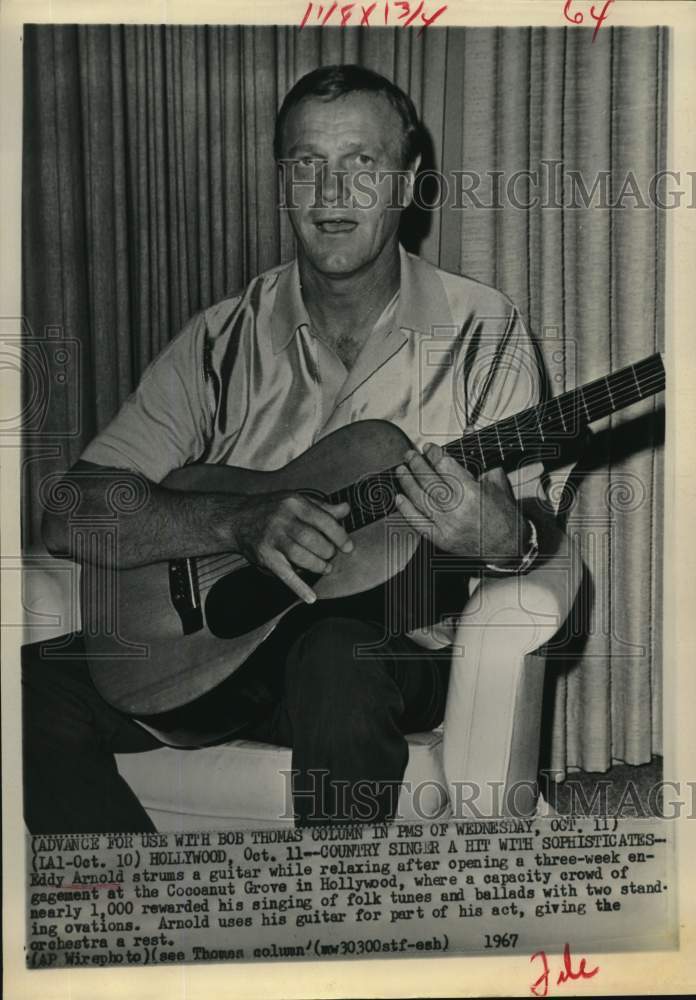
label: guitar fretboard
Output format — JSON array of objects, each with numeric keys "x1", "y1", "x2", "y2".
[{"x1": 326, "y1": 353, "x2": 665, "y2": 535}]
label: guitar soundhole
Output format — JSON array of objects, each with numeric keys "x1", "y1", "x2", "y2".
[
  {"x1": 205, "y1": 564, "x2": 321, "y2": 638},
  {"x1": 203, "y1": 545, "x2": 471, "y2": 640}
]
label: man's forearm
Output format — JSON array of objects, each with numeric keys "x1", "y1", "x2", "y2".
[{"x1": 42, "y1": 461, "x2": 244, "y2": 569}]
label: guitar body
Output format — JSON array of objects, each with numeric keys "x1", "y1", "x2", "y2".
[
  {"x1": 82, "y1": 352, "x2": 666, "y2": 725},
  {"x1": 85, "y1": 420, "x2": 424, "y2": 718}
]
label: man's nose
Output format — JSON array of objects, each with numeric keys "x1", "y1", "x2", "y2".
[{"x1": 316, "y1": 162, "x2": 349, "y2": 207}]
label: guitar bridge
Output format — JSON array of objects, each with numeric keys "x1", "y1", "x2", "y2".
[{"x1": 169, "y1": 558, "x2": 204, "y2": 635}]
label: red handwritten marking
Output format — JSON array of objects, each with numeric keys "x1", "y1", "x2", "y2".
[
  {"x1": 415, "y1": 4, "x2": 446, "y2": 35},
  {"x1": 563, "y1": 0, "x2": 614, "y2": 41},
  {"x1": 530, "y1": 943, "x2": 600, "y2": 997},
  {"x1": 299, "y1": 0, "x2": 447, "y2": 32}
]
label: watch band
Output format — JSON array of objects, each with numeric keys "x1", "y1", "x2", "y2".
[{"x1": 484, "y1": 518, "x2": 539, "y2": 575}]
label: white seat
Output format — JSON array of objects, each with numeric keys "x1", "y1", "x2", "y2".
[{"x1": 116, "y1": 729, "x2": 447, "y2": 831}]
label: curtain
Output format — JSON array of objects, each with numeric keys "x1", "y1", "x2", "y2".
[{"x1": 22, "y1": 24, "x2": 666, "y2": 777}]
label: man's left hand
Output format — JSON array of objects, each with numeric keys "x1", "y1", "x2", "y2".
[{"x1": 395, "y1": 442, "x2": 528, "y2": 565}]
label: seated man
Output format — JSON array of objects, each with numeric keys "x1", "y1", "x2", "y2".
[{"x1": 25, "y1": 64, "x2": 547, "y2": 833}]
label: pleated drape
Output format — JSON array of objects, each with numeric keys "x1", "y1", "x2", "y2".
[{"x1": 22, "y1": 24, "x2": 666, "y2": 777}]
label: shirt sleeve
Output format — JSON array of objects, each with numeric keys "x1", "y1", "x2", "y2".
[
  {"x1": 464, "y1": 299, "x2": 546, "y2": 503},
  {"x1": 80, "y1": 311, "x2": 212, "y2": 483}
]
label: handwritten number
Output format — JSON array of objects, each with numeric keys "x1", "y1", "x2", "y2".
[
  {"x1": 563, "y1": 0, "x2": 583, "y2": 24},
  {"x1": 303, "y1": 0, "x2": 609, "y2": 36},
  {"x1": 563, "y1": 0, "x2": 613, "y2": 40},
  {"x1": 589, "y1": 0, "x2": 614, "y2": 42},
  {"x1": 299, "y1": 0, "x2": 446, "y2": 28}
]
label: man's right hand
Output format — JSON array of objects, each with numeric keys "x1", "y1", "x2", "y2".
[
  {"x1": 42, "y1": 463, "x2": 353, "y2": 599},
  {"x1": 229, "y1": 494, "x2": 353, "y2": 604}
]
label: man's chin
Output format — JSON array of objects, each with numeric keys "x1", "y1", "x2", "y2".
[{"x1": 304, "y1": 250, "x2": 368, "y2": 278}]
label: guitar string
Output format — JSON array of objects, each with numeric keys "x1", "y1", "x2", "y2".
[
  {"x1": 321, "y1": 366, "x2": 666, "y2": 535},
  {"x1": 479, "y1": 360, "x2": 664, "y2": 449},
  {"x1": 195, "y1": 363, "x2": 665, "y2": 585},
  {"x1": 331, "y1": 367, "x2": 665, "y2": 511},
  {"x1": 197, "y1": 553, "x2": 241, "y2": 572},
  {"x1": 195, "y1": 366, "x2": 666, "y2": 584},
  {"x1": 465, "y1": 358, "x2": 663, "y2": 433},
  {"x1": 520, "y1": 361, "x2": 662, "y2": 426},
  {"x1": 195, "y1": 367, "x2": 666, "y2": 585},
  {"x1": 471, "y1": 366, "x2": 665, "y2": 460},
  {"x1": 468, "y1": 374, "x2": 665, "y2": 463}
]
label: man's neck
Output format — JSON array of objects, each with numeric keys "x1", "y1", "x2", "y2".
[{"x1": 298, "y1": 243, "x2": 401, "y2": 367}]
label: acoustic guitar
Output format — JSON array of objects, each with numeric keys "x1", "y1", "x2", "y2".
[{"x1": 77, "y1": 354, "x2": 665, "y2": 722}]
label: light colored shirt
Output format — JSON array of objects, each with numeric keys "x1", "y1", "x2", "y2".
[{"x1": 82, "y1": 245, "x2": 543, "y2": 501}]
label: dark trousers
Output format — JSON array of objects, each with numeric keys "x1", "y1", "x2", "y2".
[{"x1": 22, "y1": 612, "x2": 450, "y2": 833}]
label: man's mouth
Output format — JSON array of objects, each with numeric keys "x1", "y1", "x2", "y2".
[{"x1": 314, "y1": 219, "x2": 358, "y2": 234}]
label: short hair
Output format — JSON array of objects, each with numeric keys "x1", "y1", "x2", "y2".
[{"x1": 274, "y1": 64, "x2": 423, "y2": 167}]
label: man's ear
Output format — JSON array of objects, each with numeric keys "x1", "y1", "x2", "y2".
[{"x1": 401, "y1": 154, "x2": 422, "y2": 208}]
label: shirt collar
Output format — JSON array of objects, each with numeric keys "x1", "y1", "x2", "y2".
[
  {"x1": 394, "y1": 243, "x2": 453, "y2": 337},
  {"x1": 271, "y1": 258, "x2": 310, "y2": 354},
  {"x1": 270, "y1": 243, "x2": 453, "y2": 354}
]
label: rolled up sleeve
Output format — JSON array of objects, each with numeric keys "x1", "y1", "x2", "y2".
[{"x1": 80, "y1": 312, "x2": 211, "y2": 483}]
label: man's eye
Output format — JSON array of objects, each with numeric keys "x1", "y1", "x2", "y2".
[
  {"x1": 296, "y1": 156, "x2": 322, "y2": 167},
  {"x1": 356, "y1": 154, "x2": 375, "y2": 167}
]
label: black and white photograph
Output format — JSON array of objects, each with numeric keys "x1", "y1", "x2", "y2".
[{"x1": 3, "y1": 2, "x2": 695, "y2": 997}]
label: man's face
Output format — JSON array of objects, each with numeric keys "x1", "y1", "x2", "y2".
[{"x1": 279, "y1": 91, "x2": 418, "y2": 278}]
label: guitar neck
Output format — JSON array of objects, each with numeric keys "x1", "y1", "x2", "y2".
[
  {"x1": 447, "y1": 352, "x2": 665, "y2": 472},
  {"x1": 327, "y1": 353, "x2": 665, "y2": 535}
]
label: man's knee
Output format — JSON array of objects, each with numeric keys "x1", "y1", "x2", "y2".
[
  {"x1": 286, "y1": 617, "x2": 389, "y2": 692},
  {"x1": 284, "y1": 617, "x2": 403, "y2": 741}
]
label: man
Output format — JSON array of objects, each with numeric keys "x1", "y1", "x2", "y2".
[{"x1": 26, "y1": 65, "x2": 547, "y2": 833}]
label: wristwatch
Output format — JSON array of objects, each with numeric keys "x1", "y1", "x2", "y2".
[{"x1": 485, "y1": 518, "x2": 539, "y2": 575}]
